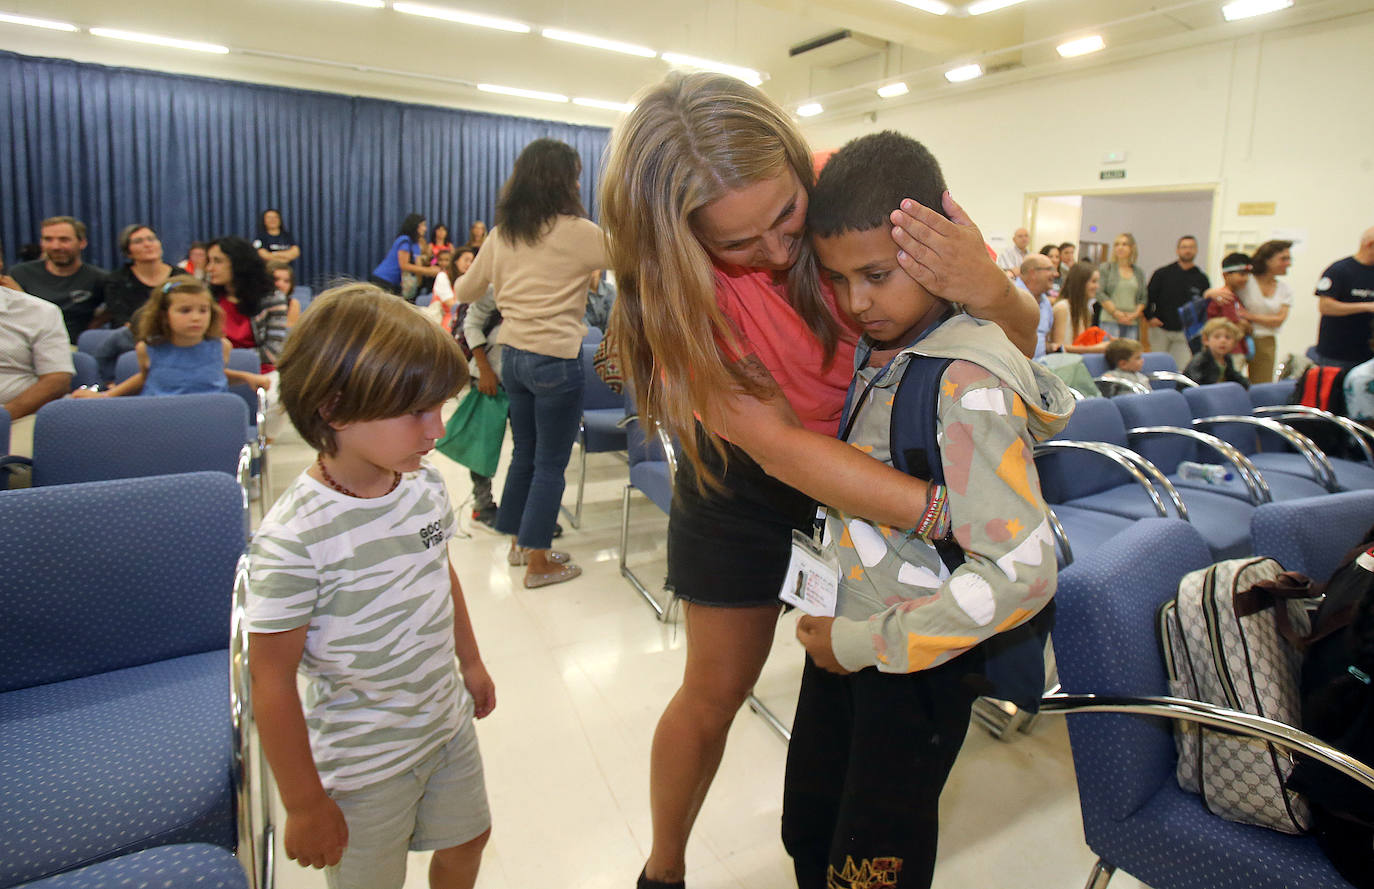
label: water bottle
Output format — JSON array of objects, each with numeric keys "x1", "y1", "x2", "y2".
[{"x1": 1177, "y1": 461, "x2": 1234, "y2": 484}]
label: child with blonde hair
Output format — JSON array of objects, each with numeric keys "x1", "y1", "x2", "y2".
[
  {"x1": 74, "y1": 275, "x2": 269, "y2": 397},
  {"x1": 1185, "y1": 317, "x2": 1250, "y2": 388},
  {"x1": 246, "y1": 283, "x2": 493, "y2": 889}
]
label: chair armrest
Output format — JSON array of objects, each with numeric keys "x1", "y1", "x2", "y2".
[
  {"x1": 1193, "y1": 414, "x2": 1339, "y2": 491},
  {"x1": 1252, "y1": 405, "x2": 1374, "y2": 465},
  {"x1": 1095, "y1": 373, "x2": 1151, "y2": 395},
  {"x1": 1149, "y1": 370, "x2": 1198, "y2": 388},
  {"x1": 1039, "y1": 692, "x2": 1374, "y2": 793},
  {"x1": 1045, "y1": 507, "x2": 1074, "y2": 567},
  {"x1": 1127, "y1": 425, "x2": 1272, "y2": 506},
  {"x1": 655, "y1": 428, "x2": 679, "y2": 478},
  {"x1": 1034, "y1": 440, "x2": 1174, "y2": 518},
  {"x1": 231, "y1": 555, "x2": 276, "y2": 889}
]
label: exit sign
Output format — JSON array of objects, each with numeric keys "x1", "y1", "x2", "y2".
[{"x1": 1100, "y1": 169, "x2": 1127, "y2": 180}]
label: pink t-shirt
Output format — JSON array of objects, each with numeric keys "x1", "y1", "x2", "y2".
[{"x1": 713, "y1": 264, "x2": 858, "y2": 436}]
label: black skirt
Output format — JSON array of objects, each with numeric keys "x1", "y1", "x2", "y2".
[{"x1": 667, "y1": 427, "x2": 816, "y2": 608}]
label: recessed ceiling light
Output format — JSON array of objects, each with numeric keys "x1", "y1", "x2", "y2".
[
  {"x1": 796, "y1": 102, "x2": 823, "y2": 118},
  {"x1": 573, "y1": 97, "x2": 635, "y2": 112},
  {"x1": 876, "y1": 81, "x2": 909, "y2": 98},
  {"x1": 1057, "y1": 35, "x2": 1105, "y2": 58},
  {"x1": 89, "y1": 28, "x2": 230, "y2": 54},
  {"x1": 542, "y1": 28, "x2": 655, "y2": 58},
  {"x1": 316, "y1": 0, "x2": 385, "y2": 7},
  {"x1": 477, "y1": 83, "x2": 568, "y2": 103},
  {"x1": 660, "y1": 52, "x2": 763, "y2": 87},
  {"x1": 1221, "y1": 0, "x2": 1294, "y2": 21},
  {"x1": 966, "y1": 0, "x2": 1027, "y2": 15},
  {"x1": 891, "y1": 0, "x2": 952, "y2": 14},
  {"x1": 392, "y1": 2, "x2": 530, "y2": 33},
  {"x1": 0, "y1": 11, "x2": 78, "y2": 31},
  {"x1": 944, "y1": 63, "x2": 983, "y2": 82}
]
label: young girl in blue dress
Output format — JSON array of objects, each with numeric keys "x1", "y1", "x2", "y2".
[{"x1": 75, "y1": 275, "x2": 270, "y2": 398}]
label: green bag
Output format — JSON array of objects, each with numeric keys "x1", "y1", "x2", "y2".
[{"x1": 436, "y1": 387, "x2": 508, "y2": 478}]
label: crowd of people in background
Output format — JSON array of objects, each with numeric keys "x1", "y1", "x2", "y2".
[{"x1": 996, "y1": 226, "x2": 1374, "y2": 397}]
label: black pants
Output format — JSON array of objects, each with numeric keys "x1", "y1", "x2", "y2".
[{"x1": 781, "y1": 650, "x2": 984, "y2": 889}]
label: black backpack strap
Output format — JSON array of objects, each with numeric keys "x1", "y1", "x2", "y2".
[{"x1": 890, "y1": 352, "x2": 1053, "y2": 712}]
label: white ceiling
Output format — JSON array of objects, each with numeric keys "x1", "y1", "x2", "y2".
[{"x1": 0, "y1": 0, "x2": 1363, "y2": 127}]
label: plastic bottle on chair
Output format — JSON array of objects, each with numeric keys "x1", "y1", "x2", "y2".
[{"x1": 1177, "y1": 461, "x2": 1234, "y2": 484}]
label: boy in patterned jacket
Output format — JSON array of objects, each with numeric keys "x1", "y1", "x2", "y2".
[
  {"x1": 781, "y1": 132, "x2": 1074, "y2": 889},
  {"x1": 246, "y1": 284, "x2": 494, "y2": 889}
]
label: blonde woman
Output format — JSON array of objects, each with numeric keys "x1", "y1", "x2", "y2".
[
  {"x1": 1097, "y1": 232, "x2": 1147, "y2": 342},
  {"x1": 601, "y1": 72, "x2": 1036, "y2": 889}
]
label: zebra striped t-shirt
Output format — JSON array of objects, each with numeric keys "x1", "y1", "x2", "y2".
[{"x1": 246, "y1": 461, "x2": 467, "y2": 792}]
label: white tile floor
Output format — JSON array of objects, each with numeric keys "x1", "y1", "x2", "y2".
[{"x1": 258, "y1": 413, "x2": 1149, "y2": 889}]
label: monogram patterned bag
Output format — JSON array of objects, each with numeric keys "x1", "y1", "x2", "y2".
[{"x1": 1159, "y1": 557, "x2": 1317, "y2": 834}]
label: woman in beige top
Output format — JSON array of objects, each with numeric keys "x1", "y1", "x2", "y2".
[
  {"x1": 456, "y1": 138, "x2": 606, "y2": 587},
  {"x1": 1097, "y1": 232, "x2": 1147, "y2": 343}
]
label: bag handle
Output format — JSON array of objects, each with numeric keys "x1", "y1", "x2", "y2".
[{"x1": 1234, "y1": 571, "x2": 1316, "y2": 648}]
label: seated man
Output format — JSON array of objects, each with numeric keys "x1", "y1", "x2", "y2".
[
  {"x1": 8, "y1": 216, "x2": 106, "y2": 342},
  {"x1": 1, "y1": 283, "x2": 75, "y2": 467}
]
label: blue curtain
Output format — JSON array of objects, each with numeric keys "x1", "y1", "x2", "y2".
[{"x1": 0, "y1": 50, "x2": 611, "y2": 287}]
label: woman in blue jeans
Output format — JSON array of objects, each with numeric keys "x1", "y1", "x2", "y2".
[{"x1": 456, "y1": 139, "x2": 606, "y2": 588}]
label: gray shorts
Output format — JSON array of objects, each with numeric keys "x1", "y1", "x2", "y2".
[{"x1": 327, "y1": 713, "x2": 490, "y2": 889}]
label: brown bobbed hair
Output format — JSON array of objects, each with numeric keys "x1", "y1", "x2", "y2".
[
  {"x1": 1249, "y1": 240, "x2": 1293, "y2": 276},
  {"x1": 600, "y1": 71, "x2": 836, "y2": 489},
  {"x1": 278, "y1": 283, "x2": 469, "y2": 455},
  {"x1": 137, "y1": 275, "x2": 222, "y2": 345}
]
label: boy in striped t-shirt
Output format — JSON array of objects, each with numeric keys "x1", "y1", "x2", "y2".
[{"x1": 246, "y1": 284, "x2": 494, "y2": 889}]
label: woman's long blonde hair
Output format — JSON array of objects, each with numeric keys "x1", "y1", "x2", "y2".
[{"x1": 600, "y1": 72, "x2": 836, "y2": 487}]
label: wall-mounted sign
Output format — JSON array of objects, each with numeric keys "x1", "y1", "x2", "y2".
[
  {"x1": 1099, "y1": 169, "x2": 1126, "y2": 180},
  {"x1": 1238, "y1": 201, "x2": 1277, "y2": 216}
]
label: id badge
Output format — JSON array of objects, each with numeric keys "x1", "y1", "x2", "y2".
[{"x1": 778, "y1": 527, "x2": 839, "y2": 617}]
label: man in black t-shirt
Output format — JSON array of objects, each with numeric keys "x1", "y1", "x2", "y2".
[
  {"x1": 1314, "y1": 227, "x2": 1374, "y2": 367},
  {"x1": 1146, "y1": 235, "x2": 1211, "y2": 370},
  {"x1": 8, "y1": 216, "x2": 106, "y2": 341}
]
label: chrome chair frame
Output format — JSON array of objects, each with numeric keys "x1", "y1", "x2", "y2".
[
  {"x1": 230, "y1": 556, "x2": 277, "y2": 889},
  {"x1": 1149, "y1": 370, "x2": 1198, "y2": 388},
  {"x1": 1040, "y1": 692, "x2": 1374, "y2": 889},
  {"x1": 1251, "y1": 404, "x2": 1374, "y2": 465},
  {"x1": 1192, "y1": 414, "x2": 1339, "y2": 491},
  {"x1": 618, "y1": 422, "x2": 677, "y2": 621},
  {"x1": 1126, "y1": 425, "x2": 1272, "y2": 505}
]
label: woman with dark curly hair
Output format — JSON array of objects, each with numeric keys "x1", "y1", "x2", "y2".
[
  {"x1": 207, "y1": 235, "x2": 288, "y2": 372},
  {"x1": 455, "y1": 138, "x2": 605, "y2": 588}
]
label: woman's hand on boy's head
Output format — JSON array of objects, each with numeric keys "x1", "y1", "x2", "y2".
[
  {"x1": 462, "y1": 661, "x2": 497, "y2": 719},
  {"x1": 795, "y1": 615, "x2": 851, "y2": 675},
  {"x1": 888, "y1": 191, "x2": 1003, "y2": 308}
]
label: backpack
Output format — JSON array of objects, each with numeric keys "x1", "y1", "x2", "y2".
[
  {"x1": 1158, "y1": 557, "x2": 1317, "y2": 833},
  {"x1": 1289, "y1": 527, "x2": 1374, "y2": 887},
  {"x1": 885, "y1": 353, "x2": 1055, "y2": 713},
  {"x1": 1292, "y1": 365, "x2": 1355, "y2": 458}
]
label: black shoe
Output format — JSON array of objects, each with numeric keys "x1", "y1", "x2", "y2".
[
  {"x1": 637, "y1": 868, "x2": 684, "y2": 889},
  {"x1": 552, "y1": 522, "x2": 564, "y2": 539},
  {"x1": 472, "y1": 505, "x2": 499, "y2": 531}
]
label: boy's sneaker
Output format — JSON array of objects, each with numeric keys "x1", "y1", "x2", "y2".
[{"x1": 472, "y1": 505, "x2": 500, "y2": 531}]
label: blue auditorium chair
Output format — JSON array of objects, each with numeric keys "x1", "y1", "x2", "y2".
[
  {"x1": 69, "y1": 352, "x2": 99, "y2": 391},
  {"x1": 113, "y1": 349, "x2": 140, "y2": 384},
  {"x1": 1040, "y1": 518, "x2": 1374, "y2": 889},
  {"x1": 0, "y1": 393, "x2": 250, "y2": 491},
  {"x1": 14, "y1": 844, "x2": 247, "y2": 889},
  {"x1": 1185, "y1": 383, "x2": 1373, "y2": 492},
  {"x1": 563, "y1": 341, "x2": 627, "y2": 529},
  {"x1": 292, "y1": 284, "x2": 313, "y2": 313},
  {"x1": 1251, "y1": 489, "x2": 1374, "y2": 580},
  {"x1": 1113, "y1": 388, "x2": 1328, "y2": 504},
  {"x1": 1142, "y1": 351, "x2": 1197, "y2": 390},
  {"x1": 227, "y1": 349, "x2": 270, "y2": 509},
  {"x1": 0, "y1": 473, "x2": 263, "y2": 888},
  {"x1": 619, "y1": 406, "x2": 676, "y2": 621},
  {"x1": 1248, "y1": 379, "x2": 1374, "y2": 465},
  {"x1": 74, "y1": 328, "x2": 116, "y2": 357}
]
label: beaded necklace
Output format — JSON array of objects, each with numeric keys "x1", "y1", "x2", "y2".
[{"x1": 316, "y1": 455, "x2": 401, "y2": 499}]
